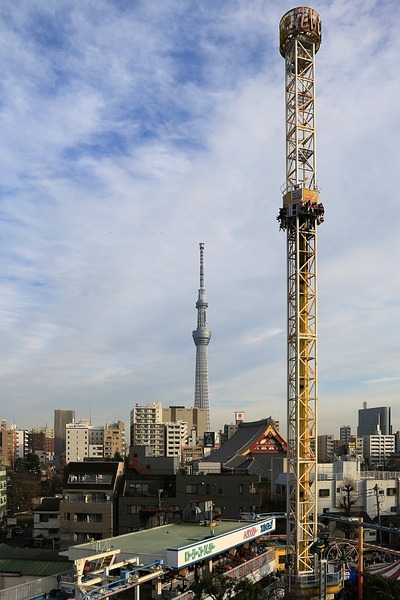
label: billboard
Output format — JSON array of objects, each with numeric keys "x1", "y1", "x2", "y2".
[
  {"x1": 167, "y1": 518, "x2": 276, "y2": 569},
  {"x1": 203, "y1": 431, "x2": 215, "y2": 448}
]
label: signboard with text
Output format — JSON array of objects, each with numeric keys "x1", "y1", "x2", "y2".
[{"x1": 167, "y1": 518, "x2": 275, "y2": 569}]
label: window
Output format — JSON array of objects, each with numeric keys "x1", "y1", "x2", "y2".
[
  {"x1": 218, "y1": 488, "x2": 222, "y2": 495},
  {"x1": 206, "y1": 485, "x2": 210, "y2": 494},
  {"x1": 239, "y1": 484, "x2": 243, "y2": 495},
  {"x1": 391, "y1": 506, "x2": 397, "y2": 513},
  {"x1": 39, "y1": 514, "x2": 50, "y2": 522},
  {"x1": 91, "y1": 514, "x2": 103, "y2": 523},
  {"x1": 127, "y1": 505, "x2": 143, "y2": 515},
  {"x1": 319, "y1": 489, "x2": 330, "y2": 497},
  {"x1": 127, "y1": 483, "x2": 150, "y2": 497},
  {"x1": 386, "y1": 488, "x2": 396, "y2": 496},
  {"x1": 185, "y1": 484, "x2": 198, "y2": 494}
]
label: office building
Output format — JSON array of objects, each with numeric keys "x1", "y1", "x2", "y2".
[
  {"x1": 54, "y1": 409, "x2": 75, "y2": 467},
  {"x1": 162, "y1": 406, "x2": 207, "y2": 441},
  {"x1": 357, "y1": 403, "x2": 391, "y2": 437}
]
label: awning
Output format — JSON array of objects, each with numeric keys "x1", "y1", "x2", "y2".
[{"x1": 367, "y1": 560, "x2": 400, "y2": 580}]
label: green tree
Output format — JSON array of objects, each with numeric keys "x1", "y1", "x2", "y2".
[
  {"x1": 26, "y1": 453, "x2": 41, "y2": 474},
  {"x1": 41, "y1": 471, "x2": 63, "y2": 496},
  {"x1": 364, "y1": 573, "x2": 400, "y2": 599},
  {"x1": 190, "y1": 574, "x2": 264, "y2": 600},
  {"x1": 7, "y1": 471, "x2": 41, "y2": 513},
  {"x1": 13, "y1": 457, "x2": 27, "y2": 472},
  {"x1": 338, "y1": 477, "x2": 358, "y2": 516},
  {"x1": 233, "y1": 577, "x2": 265, "y2": 599}
]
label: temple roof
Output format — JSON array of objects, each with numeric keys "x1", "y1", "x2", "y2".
[{"x1": 202, "y1": 418, "x2": 286, "y2": 465}]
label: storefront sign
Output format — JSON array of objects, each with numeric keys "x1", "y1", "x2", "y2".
[{"x1": 167, "y1": 518, "x2": 275, "y2": 569}]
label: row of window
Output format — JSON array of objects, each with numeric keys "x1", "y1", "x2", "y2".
[
  {"x1": 63, "y1": 492, "x2": 111, "y2": 503},
  {"x1": 319, "y1": 487, "x2": 397, "y2": 498},
  {"x1": 185, "y1": 484, "x2": 249, "y2": 495},
  {"x1": 124, "y1": 482, "x2": 255, "y2": 497},
  {"x1": 63, "y1": 512, "x2": 103, "y2": 523}
]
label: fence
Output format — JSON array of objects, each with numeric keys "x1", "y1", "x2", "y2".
[{"x1": 0, "y1": 571, "x2": 74, "y2": 600}]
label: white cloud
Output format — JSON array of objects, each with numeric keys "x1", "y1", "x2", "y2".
[{"x1": 0, "y1": 0, "x2": 399, "y2": 439}]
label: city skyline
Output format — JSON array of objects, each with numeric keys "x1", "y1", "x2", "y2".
[
  {"x1": 1, "y1": 401, "x2": 396, "y2": 442},
  {"x1": 0, "y1": 1, "x2": 399, "y2": 435}
]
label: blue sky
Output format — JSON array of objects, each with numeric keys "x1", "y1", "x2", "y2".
[{"x1": 0, "y1": 0, "x2": 399, "y2": 438}]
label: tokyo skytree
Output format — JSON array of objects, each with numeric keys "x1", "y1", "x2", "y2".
[{"x1": 192, "y1": 242, "x2": 211, "y2": 431}]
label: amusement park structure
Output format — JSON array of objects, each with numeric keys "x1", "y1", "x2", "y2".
[{"x1": 277, "y1": 6, "x2": 324, "y2": 578}]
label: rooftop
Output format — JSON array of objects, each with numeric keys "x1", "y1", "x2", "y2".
[{"x1": 63, "y1": 518, "x2": 276, "y2": 569}]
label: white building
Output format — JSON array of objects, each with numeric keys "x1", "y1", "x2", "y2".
[
  {"x1": 273, "y1": 458, "x2": 400, "y2": 520},
  {"x1": 33, "y1": 497, "x2": 60, "y2": 545},
  {"x1": 130, "y1": 402, "x2": 165, "y2": 457},
  {"x1": 66, "y1": 420, "x2": 104, "y2": 463},
  {"x1": 165, "y1": 421, "x2": 188, "y2": 458},
  {"x1": 363, "y1": 434, "x2": 395, "y2": 466}
]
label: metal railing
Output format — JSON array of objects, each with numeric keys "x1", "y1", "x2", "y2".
[{"x1": 0, "y1": 571, "x2": 74, "y2": 600}]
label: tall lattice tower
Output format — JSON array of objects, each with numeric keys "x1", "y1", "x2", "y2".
[
  {"x1": 192, "y1": 242, "x2": 211, "y2": 431},
  {"x1": 277, "y1": 7, "x2": 324, "y2": 576}
]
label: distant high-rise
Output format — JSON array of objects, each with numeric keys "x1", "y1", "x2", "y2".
[
  {"x1": 357, "y1": 403, "x2": 391, "y2": 437},
  {"x1": 54, "y1": 409, "x2": 75, "y2": 468},
  {"x1": 192, "y1": 243, "x2": 211, "y2": 431},
  {"x1": 130, "y1": 402, "x2": 164, "y2": 456},
  {"x1": 339, "y1": 425, "x2": 351, "y2": 443}
]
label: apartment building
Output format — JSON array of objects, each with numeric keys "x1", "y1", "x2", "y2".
[
  {"x1": 130, "y1": 403, "x2": 164, "y2": 457},
  {"x1": 66, "y1": 420, "x2": 104, "y2": 463},
  {"x1": 363, "y1": 434, "x2": 395, "y2": 466},
  {"x1": 104, "y1": 421, "x2": 126, "y2": 459},
  {"x1": 33, "y1": 497, "x2": 61, "y2": 547},
  {"x1": 0, "y1": 466, "x2": 6, "y2": 522},
  {"x1": 165, "y1": 421, "x2": 187, "y2": 458},
  {"x1": 318, "y1": 434, "x2": 335, "y2": 463},
  {"x1": 59, "y1": 461, "x2": 124, "y2": 549}
]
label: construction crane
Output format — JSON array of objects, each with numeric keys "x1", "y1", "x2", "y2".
[{"x1": 277, "y1": 6, "x2": 324, "y2": 577}]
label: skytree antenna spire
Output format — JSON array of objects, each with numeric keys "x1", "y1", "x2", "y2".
[{"x1": 192, "y1": 242, "x2": 211, "y2": 431}]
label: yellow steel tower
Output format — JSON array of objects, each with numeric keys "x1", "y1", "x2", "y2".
[{"x1": 277, "y1": 7, "x2": 324, "y2": 576}]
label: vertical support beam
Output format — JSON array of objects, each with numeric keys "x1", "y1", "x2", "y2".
[
  {"x1": 278, "y1": 7, "x2": 323, "y2": 576},
  {"x1": 358, "y1": 518, "x2": 364, "y2": 600}
]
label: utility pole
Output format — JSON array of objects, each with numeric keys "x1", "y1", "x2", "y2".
[{"x1": 373, "y1": 484, "x2": 382, "y2": 545}]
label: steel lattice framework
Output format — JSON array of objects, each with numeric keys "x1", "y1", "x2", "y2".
[
  {"x1": 277, "y1": 7, "x2": 324, "y2": 575},
  {"x1": 193, "y1": 242, "x2": 211, "y2": 431}
]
